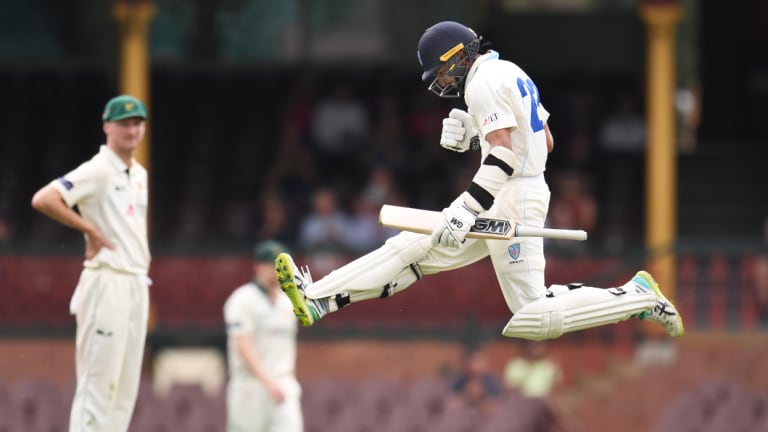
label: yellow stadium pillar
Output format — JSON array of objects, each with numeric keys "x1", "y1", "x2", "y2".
[
  {"x1": 640, "y1": 1, "x2": 682, "y2": 336},
  {"x1": 114, "y1": 1, "x2": 156, "y2": 331},
  {"x1": 113, "y1": 0, "x2": 155, "y2": 170}
]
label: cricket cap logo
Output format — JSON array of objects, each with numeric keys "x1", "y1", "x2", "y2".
[{"x1": 102, "y1": 95, "x2": 147, "y2": 122}]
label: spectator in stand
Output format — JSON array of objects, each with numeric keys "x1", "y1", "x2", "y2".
[
  {"x1": 344, "y1": 165, "x2": 403, "y2": 254},
  {"x1": 297, "y1": 187, "x2": 355, "y2": 276},
  {"x1": 345, "y1": 194, "x2": 387, "y2": 255},
  {"x1": 598, "y1": 90, "x2": 646, "y2": 155},
  {"x1": 253, "y1": 190, "x2": 297, "y2": 248},
  {"x1": 367, "y1": 92, "x2": 409, "y2": 172},
  {"x1": 310, "y1": 81, "x2": 369, "y2": 185},
  {"x1": 265, "y1": 117, "x2": 318, "y2": 206},
  {"x1": 504, "y1": 340, "x2": 563, "y2": 399},
  {"x1": 361, "y1": 164, "x2": 400, "y2": 207},
  {"x1": 447, "y1": 348, "x2": 504, "y2": 416},
  {"x1": 547, "y1": 170, "x2": 598, "y2": 251},
  {"x1": 297, "y1": 187, "x2": 350, "y2": 256},
  {"x1": 346, "y1": 195, "x2": 401, "y2": 255}
]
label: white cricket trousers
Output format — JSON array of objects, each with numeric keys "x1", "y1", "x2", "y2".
[
  {"x1": 418, "y1": 174, "x2": 551, "y2": 313},
  {"x1": 68, "y1": 266, "x2": 149, "y2": 432},
  {"x1": 227, "y1": 377, "x2": 303, "y2": 432}
]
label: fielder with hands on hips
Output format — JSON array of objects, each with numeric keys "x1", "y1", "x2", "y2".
[
  {"x1": 275, "y1": 21, "x2": 684, "y2": 342},
  {"x1": 31, "y1": 95, "x2": 151, "y2": 432},
  {"x1": 224, "y1": 241, "x2": 303, "y2": 432}
]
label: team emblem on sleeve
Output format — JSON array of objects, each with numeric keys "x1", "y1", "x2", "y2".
[{"x1": 508, "y1": 243, "x2": 521, "y2": 261}]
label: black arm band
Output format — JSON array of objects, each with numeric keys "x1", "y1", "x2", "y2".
[
  {"x1": 466, "y1": 182, "x2": 495, "y2": 210},
  {"x1": 483, "y1": 153, "x2": 515, "y2": 176}
]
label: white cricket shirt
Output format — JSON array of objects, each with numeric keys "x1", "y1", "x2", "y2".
[
  {"x1": 224, "y1": 282, "x2": 298, "y2": 382},
  {"x1": 51, "y1": 145, "x2": 150, "y2": 274},
  {"x1": 464, "y1": 51, "x2": 551, "y2": 177}
]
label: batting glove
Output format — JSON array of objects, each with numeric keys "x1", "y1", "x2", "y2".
[
  {"x1": 440, "y1": 108, "x2": 480, "y2": 153},
  {"x1": 432, "y1": 201, "x2": 478, "y2": 248}
]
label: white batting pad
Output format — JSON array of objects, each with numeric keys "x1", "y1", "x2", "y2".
[
  {"x1": 304, "y1": 231, "x2": 432, "y2": 301},
  {"x1": 502, "y1": 284, "x2": 657, "y2": 341}
]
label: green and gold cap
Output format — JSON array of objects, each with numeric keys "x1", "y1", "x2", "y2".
[
  {"x1": 253, "y1": 240, "x2": 289, "y2": 263},
  {"x1": 102, "y1": 95, "x2": 147, "y2": 122}
]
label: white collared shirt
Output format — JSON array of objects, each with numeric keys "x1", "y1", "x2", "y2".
[
  {"x1": 224, "y1": 282, "x2": 298, "y2": 382},
  {"x1": 51, "y1": 145, "x2": 150, "y2": 274},
  {"x1": 464, "y1": 51, "x2": 551, "y2": 177}
]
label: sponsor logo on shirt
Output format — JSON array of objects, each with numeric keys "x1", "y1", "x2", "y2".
[{"x1": 482, "y1": 113, "x2": 499, "y2": 126}]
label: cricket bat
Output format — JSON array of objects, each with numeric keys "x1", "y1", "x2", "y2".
[{"x1": 379, "y1": 204, "x2": 587, "y2": 241}]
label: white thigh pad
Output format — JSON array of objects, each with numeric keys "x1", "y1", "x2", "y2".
[{"x1": 501, "y1": 286, "x2": 657, "y2": 341}]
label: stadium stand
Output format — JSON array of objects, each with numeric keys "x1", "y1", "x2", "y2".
[
  {"x1": 1, "y1": 334, "x2": 767, "y2": 432},
  {"x1": 2, "y1": 251, "x2": 766, "y2": 333},
  {"x1": 653, "y1": 379, "x2": 768, "y2": 432}
]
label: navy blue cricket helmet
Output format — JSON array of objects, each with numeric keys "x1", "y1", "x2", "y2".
[{"x1": 416, "y1": 21, "x2": 482, "y2": 98}]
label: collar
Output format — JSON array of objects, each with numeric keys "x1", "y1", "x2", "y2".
[
  {"x1": 251, "y1": 279, "x2": 280, "y2": 306},
  {"x1": 251, "y1": 279, "x2": 268, "y2": 295},
  {"x1": 99, "y1": 145, "x2": 132, "y2": 174},
  {"x1": 465, "y1": 50, "x2": 500, "y2": 91}
]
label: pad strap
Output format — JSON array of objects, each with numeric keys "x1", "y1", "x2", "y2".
[{"x1": 463, "y1": 146, "x2": 517, "y2": 212}]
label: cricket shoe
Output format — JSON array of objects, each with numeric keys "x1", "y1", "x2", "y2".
[
  {"x1": 632, "y1": 270, "x2": 685, "y2": 337},
  {"x1": 275, "y1": 253, "x2": 321, "y2": 326}
]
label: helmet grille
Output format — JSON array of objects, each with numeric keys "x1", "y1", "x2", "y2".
[{"x1": 464, "y1": 38, "x2": 481, "y2": 61}]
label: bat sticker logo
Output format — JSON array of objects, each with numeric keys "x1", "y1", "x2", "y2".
[{"x1": 471, "y1": 218, "x2": 512, "y2": 235}]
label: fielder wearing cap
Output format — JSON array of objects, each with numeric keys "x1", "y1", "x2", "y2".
[
  {"x1": 30, "y1": 93, "x2": 152, "y2": 430},
  {"x1": 223, "y1": 240, "x2": 303, "y2": 432},
  {"x1": 102, "y1": 95, "x2": 148, "y2": 122}
]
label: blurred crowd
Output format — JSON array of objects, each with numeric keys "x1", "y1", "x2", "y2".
[
  {"x1": 0, "y1": 68, "x2": 654, "y2": 255},
  {"x1": 165, "y1": 70, "x2": 650, "y2": 256},
  {"x1": 263, "y1": 74, "x2": 651, "y2": 258}
]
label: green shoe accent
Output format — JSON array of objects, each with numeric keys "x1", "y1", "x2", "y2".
[
  {"x1": 275, "y1": 253, "x2": 319, "y2": 327},
  {"x1": 632, "y1": 270, "x2": 685, "y2": 337}
]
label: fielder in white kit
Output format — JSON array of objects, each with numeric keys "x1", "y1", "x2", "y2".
[
  {"x1": 276, "y1": 21, "x2": 684, "y2": 341},
  {"x1": 32, "y1": 95, "x2": 151, "y2": 431},
  {"x1": 224, "y1": 241, "x2": 302, "y2": 432}
]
